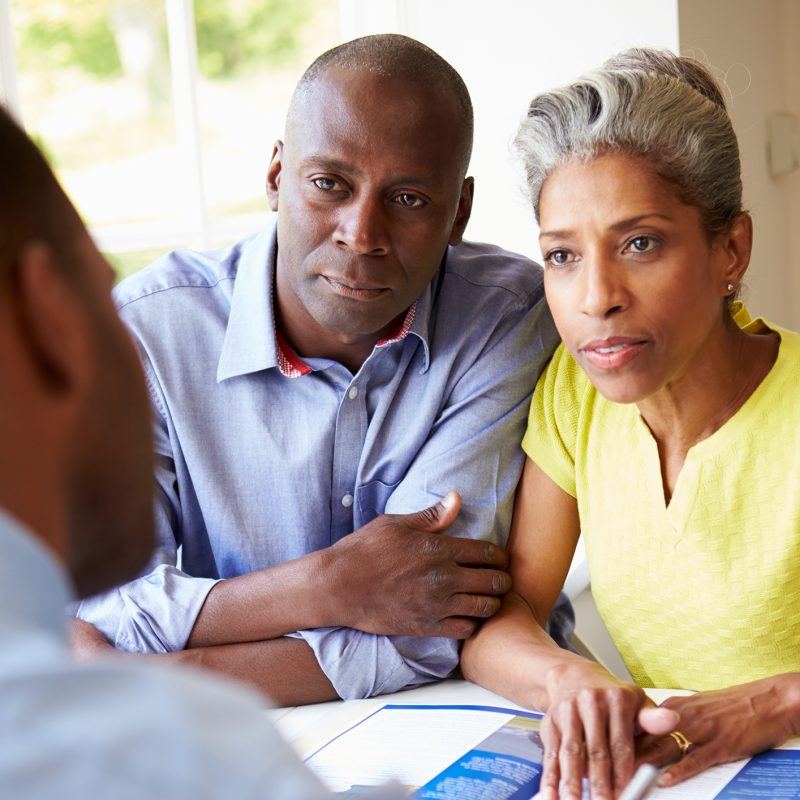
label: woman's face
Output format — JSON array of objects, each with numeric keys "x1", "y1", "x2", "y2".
[{"x1": 539, "y1": 151, "x2": 737, "y2": 405}]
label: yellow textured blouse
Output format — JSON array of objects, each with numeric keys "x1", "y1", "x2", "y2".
[{"x1": 523, "y1": 308, "x2": 800, "y2": 690}]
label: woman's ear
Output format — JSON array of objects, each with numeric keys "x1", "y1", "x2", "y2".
[
  {"x1": 716, "y1": 212, "x2": 753, "y2": 295},
  {"x1": 13, "y1": 241, "x2": 91, "y2": 396}
]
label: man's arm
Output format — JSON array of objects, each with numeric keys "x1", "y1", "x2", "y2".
[
  {"x1": 187, "y1": 492, "x2": 509, "y2": 648},
  {"x1": 71, "y1": 617, "x2": 338, "y2": 704}
]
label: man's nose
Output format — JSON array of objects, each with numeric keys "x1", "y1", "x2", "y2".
[{"x1": 333, "y1": 194, "x2": 390, "y2": 256}]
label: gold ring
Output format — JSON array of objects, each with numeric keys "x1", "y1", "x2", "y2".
[{"x1": 669, "y1": 730, "x2": 694, "y2": 757}]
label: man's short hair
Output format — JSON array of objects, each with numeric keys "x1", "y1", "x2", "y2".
[
  {"x1": 292, "y1": 34, "x2": 474, "y2": 176},
  {"x1": 0, "y1": 105, "x2": 84, "y2": 281}
]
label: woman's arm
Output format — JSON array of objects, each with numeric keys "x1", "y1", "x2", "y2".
[
  {"x1": 462, "y1": 458, "x2": 676, "y2": 800},
  {"x1": 461, "y1": 457, "x2": 587, "y2": 707}
]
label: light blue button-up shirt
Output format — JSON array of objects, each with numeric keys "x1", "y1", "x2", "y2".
[
  {"x1": 77, "y1": 221, "x2": 572, "y2": 699},
  {"x1": 1, "y1": 508, "x2": 396, "y2": 799}
]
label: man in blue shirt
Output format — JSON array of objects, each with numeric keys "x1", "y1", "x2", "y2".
[{"x1": 74, "y1": 34, "x2": 572, "y2": 703}]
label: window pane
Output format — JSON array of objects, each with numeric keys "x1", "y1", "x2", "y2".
[
  {"x1": 193, "y1": 0, "x2": 340, "y2": 232},
  {"x1": 11, "y1": 0, "x2": 189, "y2": 248}
]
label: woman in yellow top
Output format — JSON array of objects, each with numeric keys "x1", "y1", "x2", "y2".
[{"x1": 461, "y1": 48, "x2": 800, "y2": 800}]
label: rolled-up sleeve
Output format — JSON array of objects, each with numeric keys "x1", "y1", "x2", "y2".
[{"x1": 290, "y1": 629, "x2": 458, "y2": 700}]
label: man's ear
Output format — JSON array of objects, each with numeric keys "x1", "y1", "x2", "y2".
[
  {"x1": 266, "y1": 140, "x2": 284, "y2": 212},
  {"x1": 716, "y1": 212, "x2": 753, "y2": 295},
  {"x1": 13, "y1": 241, "x2": 90, "y2": 396},
  {"x1": 448, "y1": 177, "x2": 474, "y2": 246}
]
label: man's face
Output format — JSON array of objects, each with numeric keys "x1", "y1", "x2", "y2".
[
  {"x1": 65, "y1": 235, "x2": 155, "y2": 598},
  {"x1": 268, "y1": 67, "x2": 473, "y2": 350}
]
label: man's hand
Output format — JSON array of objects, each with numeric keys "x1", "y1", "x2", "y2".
[
  {"x1": 325, "y1": 491, "x2": 511, "y2": 639},
  {"x1": 70, "y1": 617, "x2": 116, "y2": 662}
]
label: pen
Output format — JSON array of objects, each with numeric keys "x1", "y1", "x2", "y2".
[{"x1": 618, "y1": 764, "x2": 659, "y2": 800}]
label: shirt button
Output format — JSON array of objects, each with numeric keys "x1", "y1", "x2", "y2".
[
  {"x1": 348, "y1": 386, "x2": 358, "y2": 400},
  {"x1": 341, "y1": 493, "x2": 354, "y2": 508}
]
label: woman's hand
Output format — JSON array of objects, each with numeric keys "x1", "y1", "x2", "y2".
[
  {"x1": 539, "y1": 660, "x2": 678, "y2": 799},
  {"x1": 635, "y1": 674, "x2": 800, "y2": 787}
]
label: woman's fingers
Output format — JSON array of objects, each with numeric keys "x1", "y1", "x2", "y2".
[
  {"x1": 557, "y1": 700, "x2": 587, "y2": 799},
  {"x1": 637, "y1": 705, "x2": 680, "y2": 736},
  {"x1": 540, "y1": 688, "x2": 646, "y2": 799},
  {"x1": 538, "y1": 714, "x2": 562, "y2": 800},
  {"x1": 606, "y1": 688, "x2": 638, "y2": 793},
  {"x1": 581, "y1": 691, "x2": 614, "y2": 800}
]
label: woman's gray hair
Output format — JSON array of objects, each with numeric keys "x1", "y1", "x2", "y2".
[{"x1": 515, "y1": 48, "x2": 742, "y2": 235}]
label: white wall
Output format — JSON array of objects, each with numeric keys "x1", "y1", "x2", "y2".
[
  {"x1": 340, "y1": 0, "x2": 799, "y2": 326},
  {"x1": 784, "y1": 0, "x2": 800, "y2": 329},
  {"x1": 678, "y1": 0, "x2": 800, "y2": 328},
  {"x1": 340, "y1": 0, "x2": 679, "y2": 260}
]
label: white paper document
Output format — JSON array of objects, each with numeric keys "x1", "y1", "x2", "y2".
[{"x1": 300, "y1": 702, "x2": 800, "y2": 800}]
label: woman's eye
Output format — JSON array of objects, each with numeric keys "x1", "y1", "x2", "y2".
[
  {"x1": 394, "y1": 193, "x2": 423, "y2": 208},
  {"x1": 312, "y1": 177, "x2": 337, "y2": 191},
  {"x1": 627, "y1": 235, "x2": 657, "y2": 253},
  {"x1": 545, "y1": 249, "x2": 574, "y2": 267}
]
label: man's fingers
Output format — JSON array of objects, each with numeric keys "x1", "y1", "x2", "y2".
[
  {"x1": 448, "y1": 565, "x2": 511, "y2": 597},
  {"x1": 400, "y1": 491, "x2": 462, "y2": 532},
  {"x1": 436, "y1": 616, "x2": 478, "y2": 639},
  {"x1": 449, "y1": 535, "x2": 508, "y2": 568},
  {"x1": 448, "y1": 592, "x2": 503, "y2": 620}
]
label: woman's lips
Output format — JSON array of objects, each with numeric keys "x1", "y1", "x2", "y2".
[{"x1": 580, "y1": 338, "x2": 648, "y2": 369}]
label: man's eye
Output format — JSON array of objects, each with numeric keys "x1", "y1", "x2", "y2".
[
  {"x1": 626, "y1": 236, "x2": 657, "y2": 253},
  {"x1": 545, "y1": 249, "x2": 574, "y2": 267},
  {"x1": 394, "y1": 193, "x2": 423, "y2": 208},
  {"x1": 313, "y1": 177, "x2": 337, "y2": 191}
]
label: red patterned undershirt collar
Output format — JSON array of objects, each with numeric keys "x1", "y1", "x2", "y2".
[{"x1": 274, "y1": 302, "x2": 418, "y2": 379}]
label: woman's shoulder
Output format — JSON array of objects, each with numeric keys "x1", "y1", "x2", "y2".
[
  {"x1": 523, "y1": 344, "x2": 595, "y2": 455},
  {"x1": 537, "y1": 343, "x2": 594, "y2": 406},
  {"x1": 741, "y1": 310, "x2": 800, "y2": 374}
]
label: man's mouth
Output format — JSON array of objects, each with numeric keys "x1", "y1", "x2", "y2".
[{"x1": 322, "y1": 275, "x2": 388, "y2": 300}]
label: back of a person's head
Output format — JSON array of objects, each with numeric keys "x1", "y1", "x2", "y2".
[
  {"x1": 0, "y1": 105, "x2": 85, "y2": 281},
  {"x1": 514, "y1": 47, "x2": 742, "y2": 235}
]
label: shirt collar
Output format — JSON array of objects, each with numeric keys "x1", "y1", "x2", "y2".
[
  {"x1": 217, "y1": 224, "x2": 282, "y2": 382},
  {"x1": 217, "y1": 219, "x2": 439, "y2": 381},
  {"x1": 0, "y1": 508, "x2": 73, "y2": 644}
]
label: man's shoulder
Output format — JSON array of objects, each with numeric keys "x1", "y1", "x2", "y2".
[
  {"x1": 113, "y1": 229, "x2": 265, "y2": 312},
  {"x1": 441, "y1": 239, "x2": 544, "y2": 307},
  {"x1": 0, "y1": 657, "x2": 314, "y2": 797}
]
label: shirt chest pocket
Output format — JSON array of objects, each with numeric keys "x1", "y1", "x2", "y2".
[{"x1": 355, "y1": 478, "x2": 402, "y2": 525}]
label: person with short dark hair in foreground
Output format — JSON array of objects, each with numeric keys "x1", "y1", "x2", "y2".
[{"x1": 0, "y1": 104, "x2": 401, "y2": 800}]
